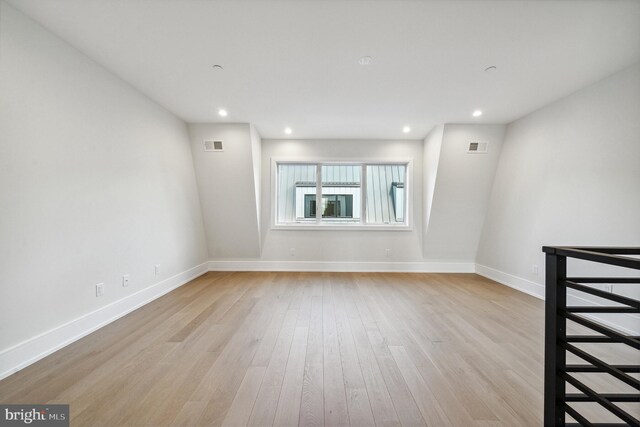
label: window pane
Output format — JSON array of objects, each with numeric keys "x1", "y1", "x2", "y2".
[
  {"x1": 321, "y1": 164, "x2": 361, "y2": 223},
  {"x1": 277, "y1": 163, "x2": 317, "y2": 223},
  {"x1": 366, "y1": 164, "x2": 407, "y2": 224}
]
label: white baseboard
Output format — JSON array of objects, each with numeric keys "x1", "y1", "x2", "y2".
[
  {"x1": 208, "y1": 259, "x2": 476, "y2": 273},
  {"x1": 0, "y1": 262, "x2": 208, "y2": 381},
  {"x1": 475, "y1": 264, "x2": 545, "y2": 299},
  {"x1": 475, "y1": 263, "x2": 639, "y2": 335}
]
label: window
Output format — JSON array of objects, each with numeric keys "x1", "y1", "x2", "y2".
[{"x1": 275, "y1": 161, "x2": 409, "y2": 227}]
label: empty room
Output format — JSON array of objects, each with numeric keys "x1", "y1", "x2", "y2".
[{"x1": 0, "y1": 0, "x2": 638, "y2": 426}]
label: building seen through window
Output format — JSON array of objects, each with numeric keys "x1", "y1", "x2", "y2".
[{"x1": 276, "y1": 162, "x2": 407, "y2": 226}]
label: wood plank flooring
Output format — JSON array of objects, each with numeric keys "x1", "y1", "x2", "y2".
[{"x1": 0, "y1": 272, "x2": 637, "y2": 426}]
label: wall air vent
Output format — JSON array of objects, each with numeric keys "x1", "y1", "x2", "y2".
[
  {"x1": 468, "y1": 141, "x2": 489, "y2": 154},
  {"x1": 204, "y1": 140, "x2": 224, "y2": 152}
]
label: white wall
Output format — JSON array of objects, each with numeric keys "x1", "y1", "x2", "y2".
[
  {"x1": 250, "y1": 124, "x2": 262, "y2": 248},
  {"x1": 205, "y1": 132, "x2": 506, "y2": 271},
  {"x1": 188, "y1": 123, "x2": 261, "y2": 258},
  {"x1": 423, "y1": 125, "x2": 443, "y2": 242},
  {"x1": 476, "y1": 64, "x2": 640, "y2": 333},
  {"x1": 423, "y1": 124, "x2": 506, "y2": 261},
  {"x1": 0, "y1": 2, "x2": 207, "y2": 368},
  {"x1": 258, "y1": 139, "x2": 427, "y2": 264}
]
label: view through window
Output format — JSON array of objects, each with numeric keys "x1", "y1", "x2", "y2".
[{"x1": 276, "y1": 162, "x2": 407, "y2": 226}]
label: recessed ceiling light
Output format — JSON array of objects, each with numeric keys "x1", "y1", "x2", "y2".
[
  {"x1": 358, "y1": 56, "x2": 373, "y2": 66},
  {"x1": 402, "y1": 126, "x2": 411, "y2": 133},
  {"x1": 212, "y1": 64, "x2": 223, "y2": 70},
  {"x1": 218, "y1": 109, "x2": 228, "y2": 117},
  {"x1": 284, "y1": 127, "x2": 292, "y2": 135},
  {"x1": 472, "y1": 110, "x2": 483, "y2": 117}
]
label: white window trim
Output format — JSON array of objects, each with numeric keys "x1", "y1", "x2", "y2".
[{"x1": 271, "y1": 157, "x2": 413, "y2": 231}]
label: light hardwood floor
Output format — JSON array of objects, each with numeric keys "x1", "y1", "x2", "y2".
[{"x1": 0, "y1": 272, "x2": 637, "y2": 426}]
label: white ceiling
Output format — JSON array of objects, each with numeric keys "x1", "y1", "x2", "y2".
[{"x1": 8, "y1": 0, "x2": 640, "y2": 139}]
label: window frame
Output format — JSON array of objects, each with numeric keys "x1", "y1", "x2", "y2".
[{"x1": 271, "y1": 158, "x2": 413, "y2": 231}]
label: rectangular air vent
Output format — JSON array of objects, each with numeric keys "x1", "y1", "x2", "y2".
[
  {"x1": 468, "y1": 141, "x2": 488, "y2": 154},
  {"x1": 204, "y1": 140, "x2": 224, "y2": 152}
]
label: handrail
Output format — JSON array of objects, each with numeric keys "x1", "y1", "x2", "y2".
[
  {"x1": 543, "y1": 246, "x2": 640, "y2": 270},
  {"x1": 543, "y1": 246, "x2": 640, "y2": 427}
]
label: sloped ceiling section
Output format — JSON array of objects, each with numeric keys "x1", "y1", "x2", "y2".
[
  {"x1": 423, "y1": 124, "x2": 506, "y2": 261},
  {"x1": 188, "y1": 124, "x2": 261, "y2": 258}
]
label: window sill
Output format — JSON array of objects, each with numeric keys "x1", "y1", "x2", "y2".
[{"x1": 271, "y1": 224, "x2": 413, "y2": 232}]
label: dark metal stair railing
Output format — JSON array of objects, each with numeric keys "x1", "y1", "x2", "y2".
[{"x1": 543, "y1": 246, "x2": 640, "y2": 427}]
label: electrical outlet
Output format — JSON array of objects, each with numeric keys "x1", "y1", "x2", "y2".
[
  {"x1": 532, "y1": 265, "x2": 539, "y2": 276},
  {"x1": 95, "y1": 283, "x2": 104, "y2": 297},
  {"x1": 155, "y1": 264, "x2": 160, "y2": 276},
  {"x1": 122, "y1": 274, "x2": 130, "y2": 287},
  {"x1": 289, "y1": 248, "x2": 296, "y2": 257},
  {"x1": 385, "y1": 249, "x2": 391, "y2": 258}
]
